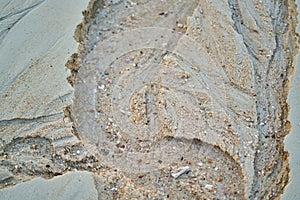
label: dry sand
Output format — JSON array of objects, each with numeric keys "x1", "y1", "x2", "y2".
[
  {"x1": 282, "y1": 1, "x2": 300, "y2": 199},
  {"x1": 72, "y1": 1, "x2": 298, "y2": 199},
  {"x1": 0, "y1": 0, "x2": 299, "y2": 199}
]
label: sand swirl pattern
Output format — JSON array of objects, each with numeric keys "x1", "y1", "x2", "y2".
[
  {"x1": 72, "y1": 27, "x2": 260, "y2": 197},
  {"x1": 0, "y1": 0, "x2": 297, "y2": 199}
]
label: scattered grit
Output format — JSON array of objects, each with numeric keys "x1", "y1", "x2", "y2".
[{"x1": 1, "y1": 0, "x2": 299, "y2": 199}]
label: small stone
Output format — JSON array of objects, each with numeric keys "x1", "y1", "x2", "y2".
[
  {"x1": 172, "y1": 166, "x2": 191, "y2": 179},
  {"x1": 130, "y1": 15, "x2": 136, "y2": 20},
  {"x1": 98, "y1": 85, "x2": 105, "y2": 90},
  {"x1": 204, "y1": 184, "x2": 213, "y2": 190},
  {"x1": 177, "y1": 23, "x2": 184, "y2": 28}
]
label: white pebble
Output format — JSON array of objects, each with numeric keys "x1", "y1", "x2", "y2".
[{"x1": 204, "y1": 184, "x2": 213, "y2": 190}]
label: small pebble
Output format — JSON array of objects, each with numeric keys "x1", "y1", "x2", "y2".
[
  {"x1": 98, "y1": 85, "x2": 105, "y2": 90},
  {"x1": 204, "y1": 184, "x2": 213, "y2": 190},
  {"x1": 177, "y1": 23, "x2": 184, "y2": 28}
]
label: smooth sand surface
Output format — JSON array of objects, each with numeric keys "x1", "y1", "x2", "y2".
[
  {"x1": 0, "y1": 0, "x2": 89, "y2": 120},
  {"x1": 282, "y1": 1, "x2": 300, "y2": 199},
  {"x1": 0, "y1": 171, "x2": 97, "y2": 200},
  {"x1": 0, "y1": 0, "x2": 95, "y2": 199}
]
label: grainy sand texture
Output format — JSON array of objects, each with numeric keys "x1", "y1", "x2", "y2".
[{"x1": 0, "y1": 0, "x2": 299, "y2": 199}]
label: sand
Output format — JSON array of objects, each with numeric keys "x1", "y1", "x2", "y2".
[
  {"x1": 72, "y1": 1, "x2": 298, "y2": 199},
  {"x1": 282, "y1": 1, "x2": 300, "y2": 198},
  {"x1": 0, "y1": 0, "x2": 299, "y2": 199}
]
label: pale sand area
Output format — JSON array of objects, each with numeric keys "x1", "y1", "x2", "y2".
[
  {"x1": 0, "y1": 0, "x2": 96, "y2": 199},
  {"x1": 0, "y1": 171, "x2": 97, "y2": 200},
  {"x1": 0, "y1": 0, "x2": 299, "y2": 199},
  {"x1": 0, "y1": 0, "x2": 88, "y2": 119},
  {"x1": 282, "y1": 0, "x2": 300, "y2": 199}
]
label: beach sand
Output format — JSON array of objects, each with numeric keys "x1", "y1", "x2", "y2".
[
  {"x1": 0, "y1": 0, "x2": 299, "y2": 199},
  {"x1": 282, "y1": 1, "x2": 300, "y2": 199}
]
